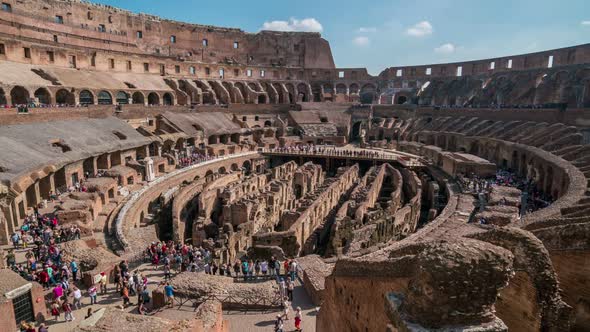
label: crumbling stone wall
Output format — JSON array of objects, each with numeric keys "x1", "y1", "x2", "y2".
[{"x1": 253, "y1": 165, "x2": 359, "y2": 257}]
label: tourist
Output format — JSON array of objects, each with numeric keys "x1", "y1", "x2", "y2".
[
  {"x1": 51, "y1": 301, "x2": 61, "y2": 321},
  {"x1": 279, "y1": 278, "x2": 286, "y2": 300},
  {"x1": 233, "y1": 261, "x2": 240, "y2": 276},
  {"x1": 72, "y1": 286, "x2": 82, "y2": 310},
  {"x1": 289, "y1": 260, "x2": 297, "y2": 282},
  {"x1": 11, "y1": 232, "x2": 21, "y2": 249},
  {"x1": 261, "y1": 259, "x2": 268, "y2": 275},
  {"x1": 37, "y1": 322, "x2": 49, "y2": 332},
  {"x1": 286, "y1": 278, "x2": 294, "y2": 301},
  {"x1": 164, "y1": 282, "x2": 174, "y2": 308},
  {"x1": 248, "y1": 259, "x2": 254, "y2": 279},
  {"x1": 122, "y1": 284, "x2": 130, "y2": 307},
  {"x1": 274, "y1": 314, "x2": 284, "y2": 332},
  {"x1": 70, "y1": 259, "x2": 79, "y2": 282},
  {"x1": 294, "y1": 306, "x2": 302, "y2": 331},
  {"x1": 254, "y1": 260, "x2": 261, "y2": 276},
  {"x1": 282, "y1": 299, "x2": 290, "y2": 320},
  {"x1": 241, "y1": 260, "x2": 249, "y2": 279},
  {"x1": 88, "y1": 284, "x2": 98, "y2": 304},
  {"x1": 52, "y1": 283, "x2": 64, "y2": 301},
  {"x1": 99, "y1": 272, "x2": 108, "y2": 294},
  {"x1": 62, "y1": 299, "x2": 74, "y2": 321}
]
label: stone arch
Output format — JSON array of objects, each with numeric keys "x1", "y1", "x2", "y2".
[
  {"x1": 323, "y1": 83, "x2": 334, "y2": 94},
  {"x1": 222, "y1": 82, "x2": 238, "y2": 103},
  {"x1": 163, "y1": 92, "x2": 174, "y2": 105},
  {"x1": 11, "y1": 86, "x2": 30, "y2": 105},
  {"x1": 55, "y1": 89, "x2": 75, "y2": 105},
  {"x1": 242, "y1": 160, "x2": 252, "y2": 174},
  {"x1": 264, "y1": 120, "x2": 272, "y2": 127},
  {"x1": 0, "y1": 87, "x2": 6, "y2": 105},
  {"x1": 208, "y1": 81, "x2": 230, "y2": 104},
  {"x1": 231, "y1": 163, "x2": 239, "y2": 172},
  {"x1": 297, "y1": 83, "x2": 310, "y2": 102},
  {"x1": 79, "y1": 90, "x2": 94, "y2": 105},
  {"x1": 97, "y1": 90, "x2": 113, "y2": 105},
  {"x1": 132, "y1": 91, "x2": 145, "y2": 104},
  {"x1": 116, "y1": 91, "x2": 129, "y2": 105},
  {"x1": 148, "y1": 92, "x2": 160, "y2": 105},
  {"x1": 349, "y1": 83, "x2": 360, "y2": 94},
  {"x1": 234, "y1": 82, "x2": 249, "y2": 103},
  {"x1": 219, "y1": 166, "x2": 227, "y2": 174},
  {"x1": 261, "y1": 82, "x2": 278, "y2": 103},
  {"x1": 311, "y1": 83, "x2": 322, "y2": 102},
  {"x1": 34, "y1": 87, "x2": 51, "y2": 105},
  {"x1": 336, "y1": 83, "x2": 347, "y2": 94},
  {"x1": 360, "y1": 83, "x2": 377, "y2": 104},
  {"x1": 396, "y1": 93, "x2": 409, "y2": 105},
  {"x1": 272, "y1": 83, "x2": 287, "y2": 103},
  {"x1": 285, "y1": 83, "x2": 296, "y2": 103}
]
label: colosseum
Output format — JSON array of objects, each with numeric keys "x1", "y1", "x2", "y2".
[{"x1": 0, "y1": 1, "x2": 589, "y2": 331}]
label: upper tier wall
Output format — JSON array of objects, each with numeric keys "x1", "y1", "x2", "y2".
[
  {"x1": 380, "y1": 44, "x2": 590, "y2": 80},
  {"x1": 0, "y1": 0, "x2": 335, "y2": 69}
]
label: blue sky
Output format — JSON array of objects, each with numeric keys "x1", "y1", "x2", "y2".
[{"x1": 94, "y1": 0, "x2": 590, "y2": 75}]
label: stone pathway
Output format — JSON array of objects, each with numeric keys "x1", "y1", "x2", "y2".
[{"x1": 224, "y1": 281, "x2": 317, "y2": 332}]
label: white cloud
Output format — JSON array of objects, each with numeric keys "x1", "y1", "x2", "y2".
[
  {"x1": 434, "y1": 43, "x2": 456, "y2": 54},
  {"x1": 261, "y1": 18, "x2": 323, "y2": 32},
  {"x1": 406, "y1": 21, "x2": 433, "y2": 37},
  {"x1": 358, "y1": 27, "x2": 377, "y2": 33},
  {"x1": 582, "y1": 20, "x2": 590, "y2": 26},
  {"x1": 353, "y1": 36, "x2": 370, "y2": 47}
]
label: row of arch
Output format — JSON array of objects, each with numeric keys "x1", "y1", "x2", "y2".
[
  {"x1": 312, "y1": 82, "x2": 378, "y2": 103},
  {"x1": 0, "y1": 86, "x2": 175, "y2": 106},
  {"x1": 177, "y1": 79, "x2": 313, "y2": 105}
]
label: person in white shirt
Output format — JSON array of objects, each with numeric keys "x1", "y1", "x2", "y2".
[{"x1": 72, "y1": 286, "x2": 82, "y2": 310}]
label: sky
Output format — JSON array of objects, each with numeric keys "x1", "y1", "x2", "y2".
[{"x1": 93, "y1": 0, "x2": 590, "y2": 75}]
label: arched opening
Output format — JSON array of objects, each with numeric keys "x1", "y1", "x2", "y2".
[
  {"x1": 219, "y1": 167, "x2": 227, "y2": 174},
  {"x1": 360, "y1": 84, "x2": 377, "y2": 104},
  {"x1": 351, "y1": 122, "x2": 362, "y2": 141},
  {"x1": 208, "y1": 135, "x2": 218, "y2": 145},
  {"x1": 264, "y1": 120, "x2": 272, "y2": 127},
  {"x1": 34, "y1": 88, "x2": 51, "y2": 105},
  {"x1": 323, "y1": 84, "x2": 334, "y2": 94},
  {"x1": 79, "y1": 90, "x2": 94, "y2": 105},
  {"x1": 336, "y1": 84, "x2": 347, "y2": 94},
  {"x1": 234, "y1": 82, "x2": 249, "y2": 103},
  {"x1": 396, "y1": 95, "x2": 408, "y2": 104},
  {"x1": 148, "y1": 92, "x2": 160, "y2": 105},
  {"x1": 349, "y1": 84, "x2": 360, "y2": 94},
  {"x1": 10, "y1": 86, "x2": 30, "y2": 105},
  {"x1": 0, "y1": 88, "x2": 7, "y2": 105},
  {"x1": 132, "y1": 92, "x2": 145, "y2": 104},
  {"x1": 312, "y1": 84, "x2": 322, "y2": 102},
  {"x1": 257, "y1": 95, "x2": 266, "y2": 104},
  {"x1": 116, "y1": 91, "x2": 129, "y2": 105},
  {"x1": 297, "y1": 83, "x2": 309, "y2": 102},
  {"x1": 242, "y1": 160, "x2": 252, "y2": 175},
  {"x1": 0, "y1": 88, "x2": 6, "y2": 105},
  {"x1": 97, "y1": 91, "x2": 113, "y2": 105},
  {"x1": 231, "y1": 163, "x2": 239, "y2": 172},
  {"x1": 55, "y1": 89, "x2": 75, "y2": 105},
  {"x1": 163, "y1": 92, "x2": 173, "y2": 105}
]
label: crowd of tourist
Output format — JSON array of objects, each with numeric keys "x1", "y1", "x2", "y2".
[
  {"x1": 432, "y1": 102, "x2": 567, "y2": 110},
  {"x1": 268, "y1": 145, "x2": 390, "y2": 159},
  {"x1": 177, "y1": 151, "x2": 217, "y2": 168},
  {"x1": 459, "y1": 168, "x2": 554, "y2": 219}
]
